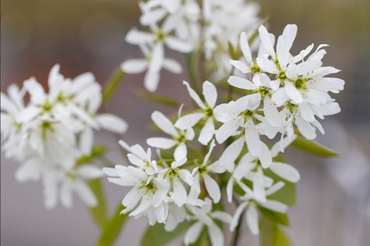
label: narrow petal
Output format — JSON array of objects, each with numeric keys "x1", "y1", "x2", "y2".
[
  {"x1": 285, "y1": 82, "x2": 303, "y2": 104},
  {"x1": 183, "y1": 81, "x2": 205, "y2": 109},
  {"x1": 171, "y1": 177, "x2": 187, "y2": 206},
  {"x1": 174, "y1": 142, "x2": 187, "y2": 161},
  {"x1": 198, "y1": 118, "x2": 215, "y2": 145},
  {"x1": 96, "y1": 114, "x2": 128, "y2": 134},
  {"x1": 147, "y1": 137, "x2": 177, "y2": 149},
  {"x1": 121, "y1": 59, "x2": 148, "y2": 73},
  {"x1": 77, "y1": 165, "x2": 103, "y2": 179},
  {"x1": 75, "y1": 180, "x2": 98, "y2": 207},
  {"x1": 148, "y1": 43, "x2": 164, "y2": 73},
  {"x1": 144, "y1": 71, "x2": 160, "y2": 92},
  {"x1": 163, "y1": 58, "x2": 182, "y2": 74},
  {"x1": 253, "y1": 167, "x2": 266, "y2": 203},
  {"x1": 228, "y1": 76, "x2": 257, "y2": 90},
  {"x1": 151, "y1": 111, "x2": 178, "y2": 136},
  {"x1": 175, "y1": 113, "x2": 204, "y2": 130},
  {"x1": 240, "y1": 32, "x2": 253, "y2": 64},
  {"x1": 203, "y1": 81, "x2": 217, "y2": 108},
  {"x1": 269, "y1": 162, "x2": 300, "y2": 183},
  {"x1": 165, "y1": 36, "x2": 193, "y2": 53},
  {"x1": 208, "y1": 223, "x2": 224, "y2": 246},
  {"x1": 184, "y1": 221, "x2": 203, "y2": 246},
  {"x1": 246, "y1": 203, "x2": 259, "y2": 235},
  {"x1": 230, "y1": 202, "x2": 248, "y2": 231},
  {"x1": 259, "y1": 200, "x2": 288, "y2": 213},
  {"x1": 203, "y1": 174, "x2": 221, "y2": 203}
]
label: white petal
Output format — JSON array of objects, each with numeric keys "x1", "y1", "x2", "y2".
[
  {"x1": 198, "y1": 117, "x2": 214, "y2": 146},
  {"x1": 265, "y1": 181, "x2": 285, "y2": 196},
  {"x1": 226, "y1": 178, "x2": 234, "y2": 203},
  {"x1": 230, "y1": 202, "x2": 248, "y2": 231},
  {"x1": 148, "y1": 43, "x2": 164, "y2": 73},
  {"x1": 295, "y1": 116, "x2": 316, "y2": 140},
  {"x1": 184, "y1": 221, "x2": 203, "y2": 246},
  {"x1": 285, "y1": 82, "x2": 303, "y2": 104},
  {"x1": 165, "y1": 36, "x2": 193, "y2": 53},
  {"x1": 183, "y1": 81, "x2": 205, "y2": 109},
  {"x1": 121, "y1": 59, "x2": 148, "y2": 73},
  {"x1": 211, "y1": 211, "x2": 232, "y2": 224},
  {"x1": 179, "y1": 169, "x2": 193, "y2": 186},
  {"x1": 258, "y1": 25, "x2": 275, "y2": 58},
  {"x1": 240, "y1": 32, "x2": 253, "y2": 64},
  {"x1": 147, "y1": 137, "x2": 177, "y2": 149},
  {"x1": 163, "y1": 58, "x2": 182, "y2": 74},
  {"x1": 253, "y1": 167, "x2": 266, "y2": 203},
  {"x1": 175, "y1": 113, "x2": 204, "y2": 130},
  {"x1": 203, "y1": 174, "x2": 221, "y2": 203},
  {"x1": 270, "y1": 162, "x2": 300, "y2": 183},
  {"x1": 75, "y1": 180, "x2": 98, "y2": 207},
  {"x1": 77, "y1": 165, "x2": 103, "y2": 179},
  {"x1": 202, "y1": 81, "x2": 217, "y2": 108},
  {"x1": 246, "y1": 203, "x2": 259, "y2": 235},
  {"x1": 216, "y1": 117, "x2": 244, "y2": 144},
  {"x1": 259, "y1": 200, "x2": 288, "y2": 213},
  {"x1": 171, "y1": 177, "x2": 187, "y2": 206},
  {"x1": 258, "y1": 143, "x2": 272, "y2": 168},
  {"x1": 151, "y1": 111, "x2": 178, "y2": 136},
  {"x1": 174, "y1": 142, "x2": 187, "y2": 161},
  {"x1": 23, "y1": 77, "x2": 46, "y2": 105},
  {"x1": 208, "y1": 223, "x2": 224, "y2": 246},
  {"x1": 271, "y1": 88, "x2": 289, "y2": 107},
  {"x1": 230, "y1": 60, "x2": 250, "y2": 73},
  {"x1": 245, "y1": 122, "x2": 262, "y2": 156},
  {"x1": 96, "y1": 114, "x2": 128, "y2": 134},
  {"x1": 144, "y1": 71, "x2": 160, "y2": 92},
  {"x1": 60, "y1": 180, "x2": 73, "y2": 208},
  {"x1": 298, "y1": 102, "x2": 315, "y2": 122},
  {"x1": 80, "y1": 127, "x2": 93, "y2": 155},
  {"x1": 228, "y1": 76, "x2": 257, "y2": 90}
]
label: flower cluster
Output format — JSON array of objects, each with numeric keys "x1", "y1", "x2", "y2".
[
  {"x1": 105, "y1": 21, "x2": 344, "y2": 244},
  {"x1": 1, "y1": 64, "x2": 128, "y2": 208},
  {"x1": 121, "y1": 0, "x2": 261, "y2": 91}
]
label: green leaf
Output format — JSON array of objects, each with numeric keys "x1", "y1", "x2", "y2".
[
  {"x1": 258, "y1": 206, "x2": 289, "y2": 226},
  {"x1": 97, "y1": 204, "x2": 128, "y2": 246},
  {"x1": 260, "y1": 216, "x2": 290, "y2": 246},
  {"x1": 141, "y1": 221, "x2": 190, "y2": 246},
  {"x1": 88, "y1": 179, "x2": 108, "y2": 229},
  {"x1": 135, "y1": 89, "x2": 178, "y2": 106},
  {"x1": 263, "y1": 169, "x2": 296, "y2": 207},
  {"x1": 291, "y1": 136, "x2": 339, "y2": 157},
  {"x1": 103, "y1": 67, "x2": 125, "y2": 102},
  {"x1": 76, "y1": 145, "x2": 106, "y2": 167}
]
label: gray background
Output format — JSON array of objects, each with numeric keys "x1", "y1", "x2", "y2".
[{"x1": 2, "y1": 0, "x2": 370, "y2": 245}]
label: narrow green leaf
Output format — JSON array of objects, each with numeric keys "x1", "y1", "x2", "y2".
[
  {"x1": 103, "y1": 67, "x2": 125, "y2": 102},
  {"x1": 76, "y1": 146, "x2": 106, "y2": 167},
  {"x1": 97, "y1": 204, "x2": 128, "y2": 246},
  {"x1": 260, "y1": 216, "x2": 290, "y2": 246},
  {"x1": 141, "y1": 221, "x2": 190, "y2": 246},
  {"x1": 258, "y1": 206, "x2": 289, "y2": 226},
  {"x1": 89, "y1": 179, "x2": 108, "y2": 229},
  {"x1": 135, "y1": 89, "x2": 178, "y2": 106},
  {"x1": 291, "y1": 136, "x2": 339, "y2": 157}
]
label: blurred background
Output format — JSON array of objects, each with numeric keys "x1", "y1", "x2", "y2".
[{"x1": 1, "y1": 0, "x2": 370, "y2": 245}]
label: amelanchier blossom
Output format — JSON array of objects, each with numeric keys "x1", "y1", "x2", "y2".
[
  {"x1": 175, "y1": 81, "x2": 228, "y2": 145},
  {"x1": 147, "y1": 110, "x2": 195, "y2": 161},
  {"x1": 2, "y1": 0, "x2": 346, "y2": 245},
  {"x1": 1, "y1": 64, "x2": 128, "y2": 208}
]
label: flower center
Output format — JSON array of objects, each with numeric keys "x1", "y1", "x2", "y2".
[
  {"x1": 250, "y1": 64, "x2": 261, "y2": 74},
  {"x1": 277, "y1": 71, "x2": 287, "y2": 81},
  {"x1": 294, "y1": 78, "x2": 306, "y2": 90},
  {"x1": 155, "y1": 29, "x2": 166, "y2": 42},
  {"x1": 258, "y1": 86, "x2": 270, "y2": 98}
]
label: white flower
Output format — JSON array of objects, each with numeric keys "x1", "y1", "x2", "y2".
[
  {"x1": 121, "y1": 44, "x2": 182, "y2": 92},
  {"x1": 175, "y1": 81, "x2": 227, "y2": 145},
  {"x1": 103, "y1": 164, "x2": 170, "y2": 221},
  {"x1": 184, "y1": 197, "x2": 232, "y2": 246},
  {"x1": 147, "y1": 110, "x2": 194, "y2": 161},
  {"x1": 158, "y1": 158, "x2": 193, "y2": 207},
  {"x1": 189, "y1": 140, "x2": 225, "y2": 203},
  {"x1": 229, "y1": 181, "x2": 288, "y2": 235}
]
